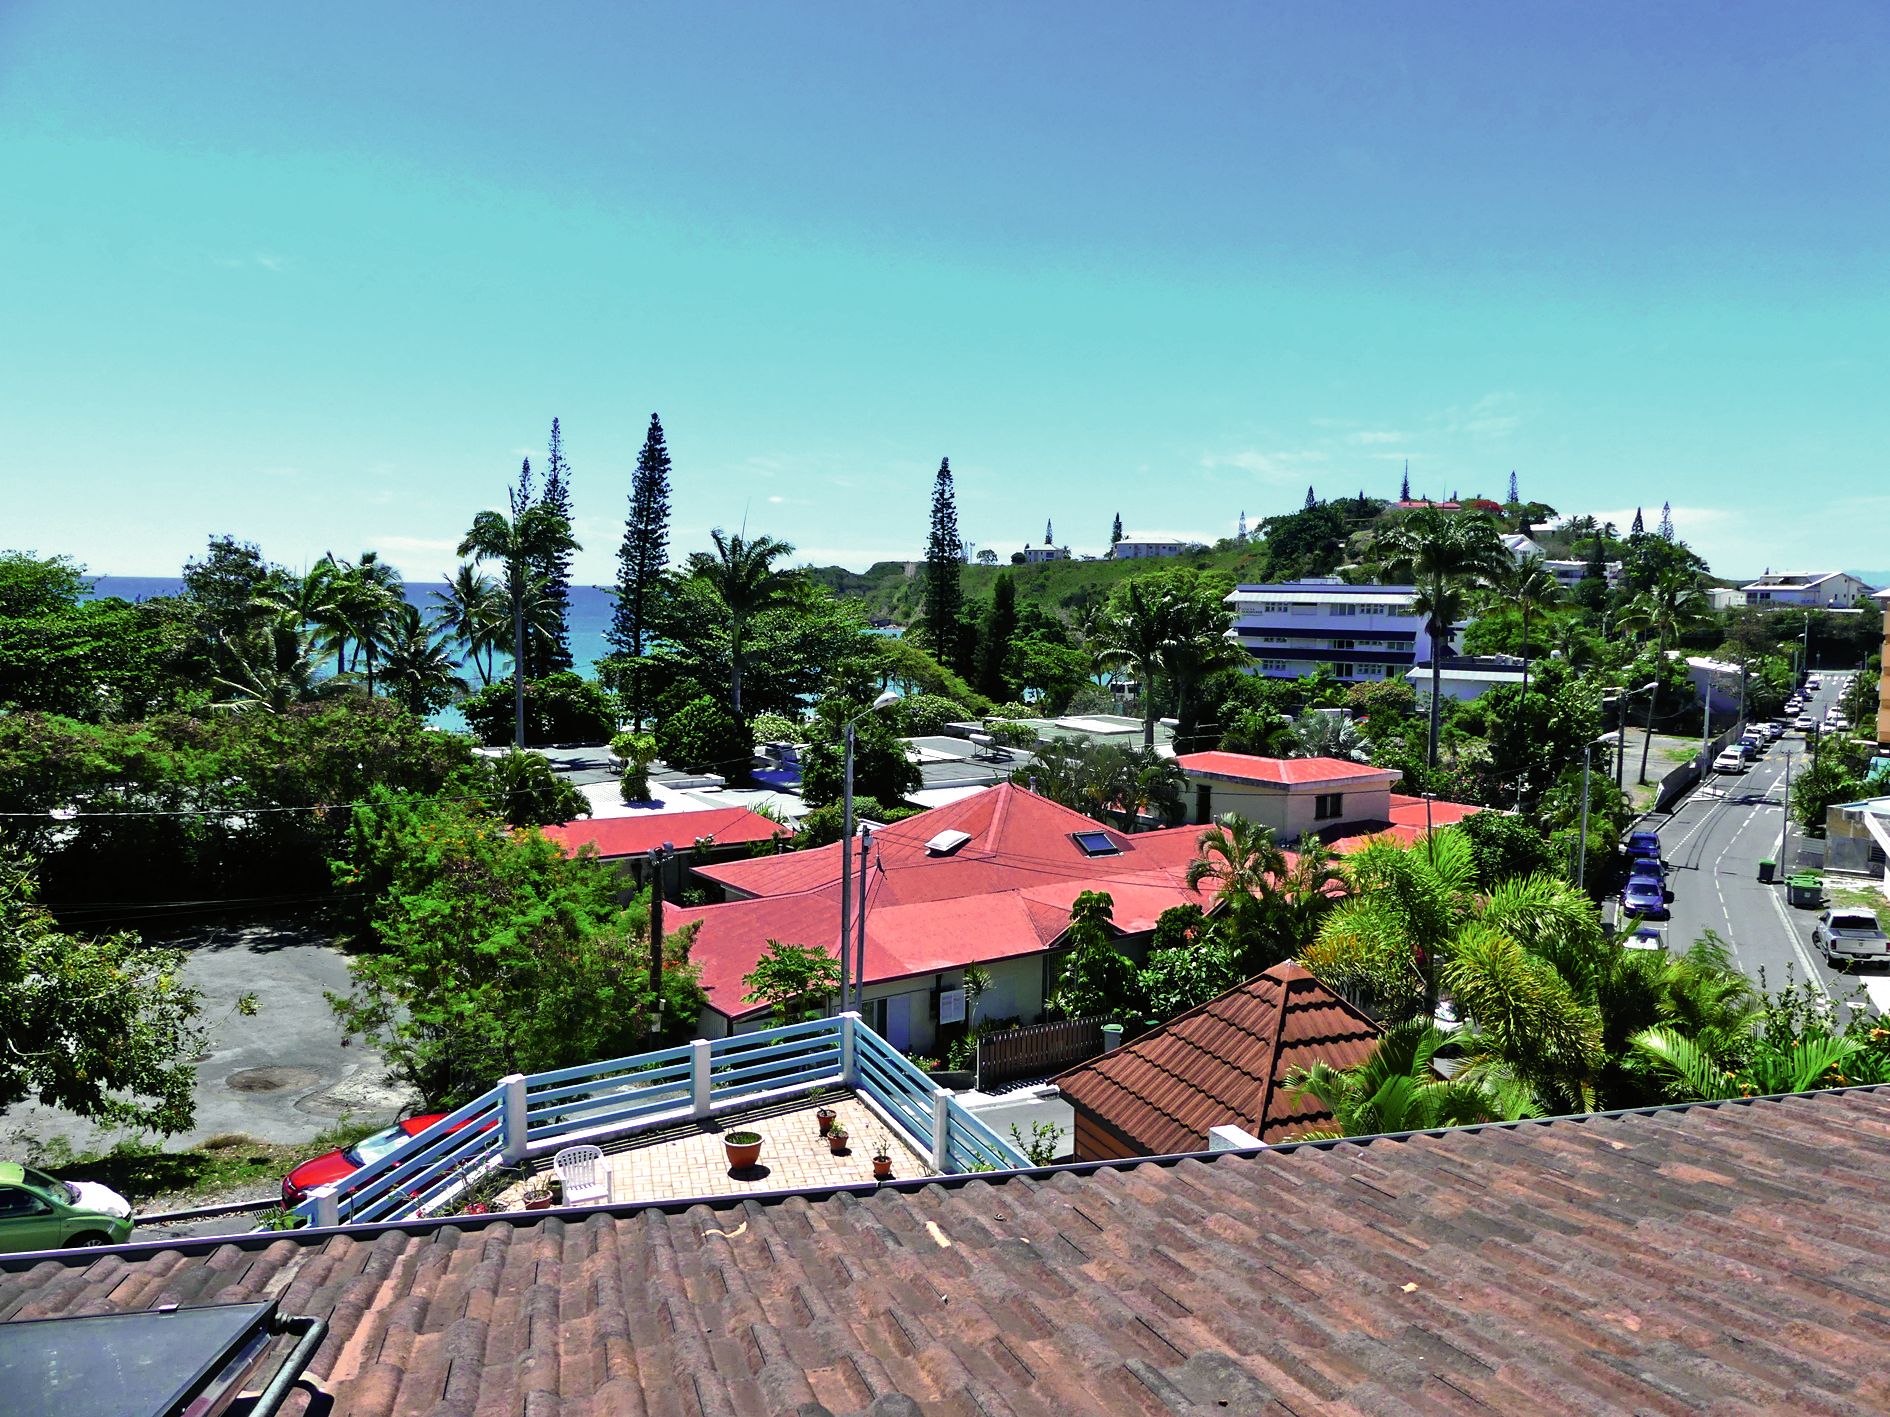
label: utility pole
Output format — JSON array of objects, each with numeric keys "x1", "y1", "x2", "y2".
[
  {"x1": 1779, "y1": 751, "x2": 1792, "y2": 870},
  {"x1": 648, "y1": 844, "x2": 670, "y2": 1036},
  {"x1": 839, "y1": 723, "x2": 855, "y2": 1012},
  {"x1": 1576, "y1": 745, "x2": 1593, "y2": 889},
  {"x1": 1617, "y1": 692, "x2": 1629, "y2": 792},
  {"x1": 853, "y1": 827, "x2": 872, "y2": 1022}
]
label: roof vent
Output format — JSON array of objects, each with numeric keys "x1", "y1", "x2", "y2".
[
  {"x1": 925, "y1": 829, "x2": 973, "y2": 856},
  {"x1": 1071, "y1": 830, "x2": 1121, "y2": 857}
]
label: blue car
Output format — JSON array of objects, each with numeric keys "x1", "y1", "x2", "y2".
[
  {"x1": 1622, "y1": 876, "x2": 1670, "y2": 921},
  {"x1": 1625, "y1": 832, "x2": 1662, "y2": 864}
]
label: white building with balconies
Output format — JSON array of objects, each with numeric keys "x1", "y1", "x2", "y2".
[{"x1": 1224, "y1": 579, "x2": 1467, "y2": 683}]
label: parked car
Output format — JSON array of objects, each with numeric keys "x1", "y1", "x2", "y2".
[
  {"x1": 1737, "y1": 736, "x2": 1763, "y2": 760},
  {"x1": 1805, "y1": 674, "x2": 1822, "y2": 690},
  {"x1": 1622, "y1": 876, "x2": 1670, "y2": 921},
  {"x1": 1793, "y1": 715, "x2": 1816, "y2": 732},
  {"x1": 1623, "y1": 925, "x2": 1665, "y2": 951},
  {"x1": 1812, "y1": 909, "x2": 1890, "y2": 969},
  {"x1": 1627, "y1": 859, "x2": 1671, "y2": 900},
  {"x1": 1766, "y1": 721, "x2": 1787, "y2": 740},
  {"x1": 1624, "y1": 831, "x2": 1663, "y2": 864},
  {"x1": 282, "y1": 1113, "x2": 453, "y2": 1206},
  {"x1": 1713, "y1": 748, "x2": 1747, "y2": 773},
  {"x1": 0, "y1": 1162, "x2": 135, "y2": 1253}
]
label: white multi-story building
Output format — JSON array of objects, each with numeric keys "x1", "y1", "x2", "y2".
[
  {"x1": 1022, "y1": 545, "x2": 1069, "y2": 563},
  {"x1": 1224, "y1": 579, "x2": 1466, "y2": 682},
  {"x1": 1740, "y1": 571, "x2": 1875, "y2": 609},
  {"x1": 1110, "y1": 538, "x2": 1192, "y2": 560},
  {"x1": 1501, "y1": 533, "x2": 1619, "y2": 589}
]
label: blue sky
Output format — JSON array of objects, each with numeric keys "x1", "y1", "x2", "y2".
[{"x1": 3, "y1": 3, "x2": 1887, "y2": 584}]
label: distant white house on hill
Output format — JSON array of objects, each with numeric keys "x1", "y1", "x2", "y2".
[
  {"x1": 1022, "y1": 544, "x2": 1069, "y2": 563},
  {"x1": 1741, "y1": 571, "x2": 1875, "y2": 609},
  {"x1": 1109, "y1": 537, "x2": 1193, "y2": 560}
]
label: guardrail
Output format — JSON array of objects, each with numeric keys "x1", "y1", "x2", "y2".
[{"x1": 297, "y1": 1014, "x2": 1027, "y2": 1226}]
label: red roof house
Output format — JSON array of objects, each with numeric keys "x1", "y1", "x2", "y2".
[
  {"x1": 1175, "y1": 750, "x2": 1482, "y2": 852},
  {"x1": 671, "y1": 784, "x2": 1213, "y2": 1037}
]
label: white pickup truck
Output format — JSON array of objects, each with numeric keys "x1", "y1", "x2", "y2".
[{"x1": 1813, "y1": 909, "x2": 1890, "y2": 968}]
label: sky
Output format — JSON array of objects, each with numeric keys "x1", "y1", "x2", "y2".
[{"x1": 3, "y1": 3, "x2": 1888, "y2": 585}]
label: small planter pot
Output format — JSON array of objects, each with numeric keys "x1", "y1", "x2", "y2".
[
  {"x1": 827, "y1": 1133, "x2": 850, "y2": 1156},
  {"x1": 523, "y1": 1195, "x2": 553, "y2": 1211},
  {"x1": 816, "y1": 1108, "x2": 837, "y2": 1136},
  {"x1": 872, "y1": 1155, "x2": 894, "y2": 1180},
  {"x1": 724, "y1": 1131, "x2": 764, "y2": 1169}
]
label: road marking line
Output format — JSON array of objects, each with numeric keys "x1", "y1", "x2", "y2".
[{"x1": 1764, "y1": 883, "x2": 1830, "y2": 999}]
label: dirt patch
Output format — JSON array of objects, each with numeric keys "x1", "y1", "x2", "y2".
[{"x1": 226, "y1": 1066, "x2": 323, "y2": 1094}]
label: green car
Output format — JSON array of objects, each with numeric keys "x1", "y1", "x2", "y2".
[{"x1": 0, "y1": 1161, "x2": 135, "y2": 1253}]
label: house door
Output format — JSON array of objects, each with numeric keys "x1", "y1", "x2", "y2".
[
  {"x1": 884, "y1": 993, "x2": 916, "y2": 1051},
  {"x1": 1195, "y1": 784, "x2": 1212, "y2": 824}
]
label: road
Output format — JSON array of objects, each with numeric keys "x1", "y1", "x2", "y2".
[{"x1": 1643, "y1": 671, "x2": 1877, "y2": 1014}]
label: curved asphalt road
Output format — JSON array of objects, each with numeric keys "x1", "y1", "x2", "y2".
[{"x1": 1642, "y1": 672, "x2": 1873, "y2": 1014}]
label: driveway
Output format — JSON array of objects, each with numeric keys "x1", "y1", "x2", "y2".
[{"x1": 1, "y1": 921, "x2": 414, "y2": 1158}]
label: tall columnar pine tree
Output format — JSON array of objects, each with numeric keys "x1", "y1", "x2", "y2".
[
  {"x1": 1400, "y1": 461, "x2": 1412, "y2": 501},
  {"x1": 532, "y1": 418, "x2": 575, "y2": 676},
  {"x1": 923, "y1": 458, "x2": 966, "y2": 671},
  {"x1": 1111, "y1": 512, "x2": 1123, "y2": 546},
  {"x1": 1305, "y1": 485, "x2": 1317, "y2": 510},
  {"x1": 1508, "y1": 469, "x2": 1520, "y2": 504},
  {"x1": 1044, "y1": 518, "x2": 1053, "y2": 546},
  {"x1": 1658, "y1": 501, "x2": 1675, "y2": 541},
  {"x1": 976, "y1": 572, "x2": 1018, "y2": 701},
  {"x1": 1630, "y1": 506, "x2": 1646, "y2": 536},
  {"x1": 609, "y1": 414, "x2": 674, "y2": 726}
]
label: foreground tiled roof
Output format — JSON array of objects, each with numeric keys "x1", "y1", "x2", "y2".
[
  {"x1": 12, "y1": 1089, "x2": 1890, "y2": 1414},
  {"x1": 1055, "y1": 962, "x2": 1380, "y2": 1149},
  {"x1": 540, "y1": 805, "x2": 792, "y2": 859}
]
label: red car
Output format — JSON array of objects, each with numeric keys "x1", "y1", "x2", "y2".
[{"x1": 281, "y1": 1114, "x2": 449, "y2": 1206}]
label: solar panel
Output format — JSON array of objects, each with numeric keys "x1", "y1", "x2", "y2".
[{"x1": 0, "y1": 1301, "x2": 280, "y2": 1417}]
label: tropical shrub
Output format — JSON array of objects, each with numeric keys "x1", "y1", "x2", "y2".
[
  {"x1": 460, "y1": 671, "x2": 618, "y2": 746},
  {"x1": 657, "y1": 696, "x2": 753, "y2": 779}
]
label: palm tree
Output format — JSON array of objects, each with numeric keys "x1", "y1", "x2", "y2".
[
  {"x1": 685, "y1": 528, "x2": 797, "y2": 716},
  {"x1": 1630, "y1": 1025, "x2": 1861, "y2": 1102},
  {"x1": 1376, "y1": 509, "x2": 1506, "y2": 768},
  {"x1": 1490, "y1": 554, "x2": 1563, "y2": 701},
  {"x1": 431, "y1": 565, "x2": 507, "y2": 686},
  {"x1": 378, "y1": 603, "x2": 470, "y2": 716},
  {"x1": 1158, "y1": 593, "x2": 1239, "y2": 751},
  {"x1": 1290, "y1": 711, "x2": 1372, "y2": 762},
  {"x1": 1271, "y1": 836, "x2": 1345, "y2": 957},
  {"x1": 1186, "y1": 813, "x2": 1289, "y2": 970},
  {"x1": 1097, "y1": 578, "x2": 1175, "y2": 749},
  {"x1": 1285, "y1": 1018, "x2": 1537, "y2": 1140},
  {"x1": 459, "y1": 504, "x2": 578, "y2": 748},
  {"x1": 1618, "y1": 567, "x2": 1709, "y2": 784},
  {"x1": 214, "y1": 622, "x2": 355, "y2": 713}
]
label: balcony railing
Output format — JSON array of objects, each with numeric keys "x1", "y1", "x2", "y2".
[{"x1": 294, "y1": 1013, "x2": 1026, "y2": 1227}]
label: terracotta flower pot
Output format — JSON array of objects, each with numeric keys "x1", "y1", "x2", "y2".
[
  {"x1": 827, "y1": 1133, "x2": 849, "y2": 1155},
  {"x1": 725, "y1": 1131, "x2": 764, "y2": 1169},
  {"x1": 872, "y1": 1155, "x2": 893, "y2": 1180},
  {"x1": 816, "y1": 1108, "x2": 837, "y2": 1135},
  {"x1": 524, "y1": 1196, "x2": 553, "y2": 1211}
]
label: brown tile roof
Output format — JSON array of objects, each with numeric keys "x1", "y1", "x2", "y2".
[
  {"x1": 12, "y1": 1089, "x2": 1890, "y2": 1414},
  {"x1": 1055, "y1": 962, "x2": 1381, "y2": 1150}
]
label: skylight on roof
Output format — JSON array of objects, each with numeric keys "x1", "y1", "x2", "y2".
[
  {"x1": 1071, "y1": 830, "x2": 1120, "y2": 857},
  {"x1": 925, "y1": 828, "x2": 973, "y2": 856}
]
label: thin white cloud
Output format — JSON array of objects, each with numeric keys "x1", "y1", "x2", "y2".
[
  {"x1": 1199, "y1": 447, "x2": 1329, "y2": 480},
  {"x1": 1347, "y1": 430, "x2": 1407, "y2": 446}
]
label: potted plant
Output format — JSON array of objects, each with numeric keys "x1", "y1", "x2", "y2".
[
  {"x1": 724, "y1": 1130, "x2": 764, "y2": 1169},
  {"x1": 522, "y1": 1181, "x2": 553, "y2": 1211},
  {"x1": 872, "y1": 1138, "x2": 894, "y2": 1180},
  {"x1": 827, "y1": 1122, "x2": 850, "y2": 1155},
  {"x1": 816, "y1": 1105, "x2": 838, "y2": 1135},
  {"x1": 546, "y1": 1175, "x2": 564, "y2": 1206}
]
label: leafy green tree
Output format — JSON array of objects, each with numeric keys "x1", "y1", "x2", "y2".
[
  {"x1": 922, "y1": 458, "x2": 966, "y2": 672},
  {"x1": 330, "y1": 793, "x2": 701, "y2": 1104},
  {"x1": 182, "y1": 535, "x2": 282, "y2": 650},
  {"x1": 1221, "y1": 708, "x2": 1295, "y2": 756},
  {"x1": 607, "y1": 413, "x2": 674, "y2": 725},
  {"x1": 1186, "y1": 814, "x2": 1290, "y2": 971},
  {"x1": 487, "y1": 749, "x2": 589, "y2": 827},
  {"x1": 657, "y1": 695, "x2": 753, "y2": 778},
  {"x1": 459, "y1": 499, "x2": 579, "y2": 748},
  {"x1": 459, "y1": 671, "x2": 617, "y2": 747},
  {"x1": 1049, "y1": 891, "x2": 1142, "y2": 1019},
  {"x1": 800, "y1": 695, "x2": 920, "y2": 806},
  {"x1": 1014, "y1": 739, "x2": 1184, "y2": 830},
  {"x1": 1256, "y1": 502, "x2": 1349, "y2": 581},
  {"x1": 898, "y1": 693, "x2": 971, "y2": 737},
  {"x1": 612, "y1": 730, "x2": 659, "y2": 803},
  {"x1": 1458, "y1": 808, "x2": 1563, "y2": 887},
  {"x1": 742, "y1": 939, "x2": 841, "y2": 1025},
  {"x1": 975, "y1": 572, "x2": 1018, "y2": 701},
  {"x1": 1375, "y1": 508, "x2": 1507, "y2": 767},
  {"x1": 1, "y1": 851, "x2": 216, "y2": 1134},
  {"x1": 1139, "y1": 905, "x2": 1242, "y2": 1019},
  {"x1": 1291, "y1": 711, "x2": 1372, "y2": 761}
]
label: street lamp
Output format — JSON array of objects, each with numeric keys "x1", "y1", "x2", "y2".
[
  {"x1": 839, "y1": 690, "x2": 899, "y2": 1013},
  {"x1": 1606, "y1": 682, "x2": 1658, "y2": 792}
]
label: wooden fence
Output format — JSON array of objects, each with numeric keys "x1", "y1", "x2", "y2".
[{"x1": 977, "y1": 1015, "x2": 1108, "y2": 1090}]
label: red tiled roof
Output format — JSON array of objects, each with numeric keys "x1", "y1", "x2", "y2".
[
  {"x1": 540, "y1": 807, "x2": 791, "y2": 859},
  {"x1": 1175, "y1": 751, "x2": 1398, "y2": 786},
  {"x1": 18, "y1": 1088, "x2": 1890, "y2": 1412},
  {"x1": 1387, "y1": 792, "x2": 1482, "y2": 830},
  {"x1": 1056, "y1": 962, "x2": 1380, "y2": 1150},
  {"x1": 673, "y1": 786, "x2": 1214, "y2": 1019},
  {"x1": 1318, "y1": 795, "x2": 1484, "y2": 854}
]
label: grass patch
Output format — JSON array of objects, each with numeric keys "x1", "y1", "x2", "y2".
[
  {"x1": 21, "y1": 1117, "x2": 387, "y2": 1207},
  {"x1": 1828, "y1": 882, "x2": 1890, "y2": 910}
]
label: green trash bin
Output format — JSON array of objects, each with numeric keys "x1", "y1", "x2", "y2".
[
  {"x1": 1786, "y1": 874, "x2": 1822, "y2": 909},
  {"x1": 1758, "y1": 859, "x2": 1777, "y2": 883}
]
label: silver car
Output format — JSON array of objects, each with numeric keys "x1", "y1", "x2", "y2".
[{"x1": 1813, "y1": 909, "x2": 1890, "y2": 968}]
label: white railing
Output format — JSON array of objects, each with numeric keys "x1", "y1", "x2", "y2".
[{"x1": 296, "y1": 1014, "x2": 1027, "y2": 1226}]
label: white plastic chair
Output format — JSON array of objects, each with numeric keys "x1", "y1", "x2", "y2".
[{"x1": 552, "y1": 1145, "x2": 608, "y2": 1205}]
